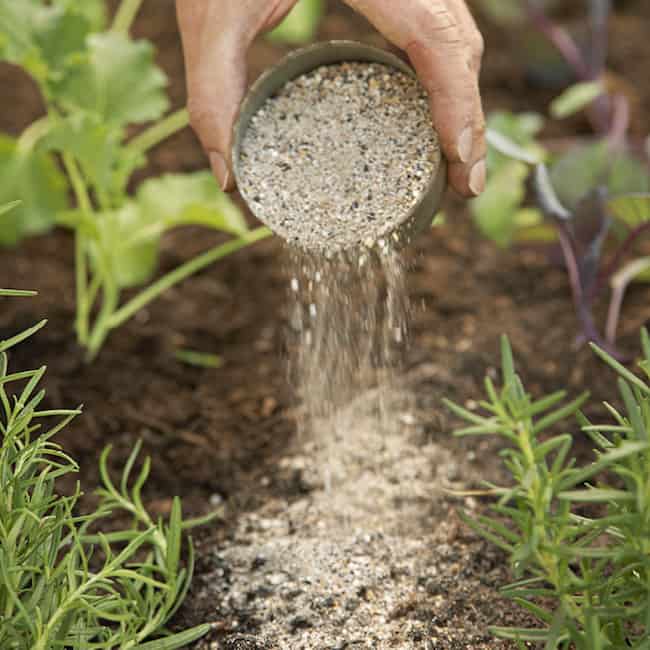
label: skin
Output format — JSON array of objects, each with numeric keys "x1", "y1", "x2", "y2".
[{"x1": 176, "y1": 0, "x2": 486, "y2": 198}]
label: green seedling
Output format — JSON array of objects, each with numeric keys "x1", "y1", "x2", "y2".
[
  {"x1": 0, "y1": 288, "x2": 217, "y2": 649},
  {"x1": 474, "y1": 1, "x2": 649, "y2": 356},
  {"x1": 446, "y1": 329, "x2": 650, "y2": 648},
  {"x1": 0, "y1": 0, "x2": 270, "y2": 359}
]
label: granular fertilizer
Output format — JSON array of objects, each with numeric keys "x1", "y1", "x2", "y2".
[{"x1": 238, "y1": 62, "x2": 440, "y2": 253}]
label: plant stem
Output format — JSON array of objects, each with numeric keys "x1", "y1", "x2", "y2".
[
  {"x1": 596, "y1": 221, "x2": 650, "y2": 295},
  {"x1": 16, "y1": 117, "x2": 51, "y2": 154},
  {"x1": 526, "y1": 2, "x2": 589, "y2": 80},
  {"x1": 111, "y1": 0, "x2": 144, "y2": 34},
  {"x1": 605, "y1": 257, "x2": 650, "y2": 344},
  {"x1": 108, "y1": 227, "x2": 271, "y2": 331},
  {"x1": 608, "y1": 94, "x2": 631, "y2": 149},
  {"x1": 61, "y1": 154, "x2": 93, "y2": 346},
  {"x1": 86, "y1": 280, "x2": 120, "y2": 361},
  {"x1": 555, "y1": 222, "x2": 620, "y2": 355},
  {"x1": 127, "y1": 108, "x2": 189, "y2": 156}
]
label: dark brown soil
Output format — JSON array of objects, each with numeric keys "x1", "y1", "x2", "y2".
[{"x1": 0, "y1": 1, "x2": 649, "y2": 648}]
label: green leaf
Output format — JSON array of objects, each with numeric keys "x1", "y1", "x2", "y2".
[
  {"x1": 267, "y1": 0, "x2": 324, "y2": 45},
  {"x1": 174, "y1": 349, "x2": 223, "y2": 369},
  {"x1": 458, "y1": 510, "x2": 514, "y2": 553},
  {"x1": 32, "y1": 7, "x2": 91, "y2": 81},
  {"x1": 590, "y1": 343, "x2": 650, "y2": 396},
  {"x1": 131, "y1": 624, "x2": 211, "y2": 650},
  {"x1": 532, "y1": 392, "x2": 589, "y2": 434},
  {"x1": 501, "y1": 334, "x2": 516, "y2": 386},
  {"x1": 534, "y1": 434, "x2": 573, "y2": 463},
  {"x1": 53, "y1": 33, "x2": 169, "y2": 127},
  {"x1": 0, "y1": 288, "x2": 36, "y2": 297},
  {"x1": 166, "y1": 497, "x2": 182, "y2": 581},
  {"x1": 0, "y1": 133, "x2": 68, "y2": 246},
  {"x1": 608, "y1": 154, "x2": 650, "y2": 197},
  {"x1": 550, "y1": 142, "x2": 608, "y2": 209},
  {"x1": 0, "y1": 0, "x2": 96, "y2": 84},
  {"x1": 471, "y1": 160, "x2": 529, "y2": 247},
  {"x1": 611, "y1": 257, "x2": 650, "y2": 294},
  {"x1": 559, "y1": 441, "x2": 649, "y2": 490},
  {"x1": 52, "y1": 0, "x2": 106, "y2": 32},
  {"x1": 43, "y1": 112, "x2": 125, "y2": 194},
  {"x1": 91, "y1": 202, "x2": 159, "y2": 288},
  {"x1": 0, "y1": 200, "x2": 20, "y2": 217},
  {"x1": 641, "y1": 328, "x2": 650, "y2": 363},
  {"x1": 558, "y1": 488, "x2": 636, "y2": 503},
  {"x1": 136, "y1": 172, "x2": 248, "y2": 236},
  {"x1": 550, "y1": 80, "x2": 605, "y2": 119},
  {"x1": 486, "y1": 111, "x2": 546, "y2": 174},
  {"x1": 487, "y1": 129, "x2": 543, "y2": 165},
  {"x1": 607, "y1": 193, "x2": 650, "y2": 227},
  {"x1": 0, "y1": 318, "x2": 46, "y2": 353},
  {"x1": 490, "y1": 626, "x2": 561, "y2": 642}
]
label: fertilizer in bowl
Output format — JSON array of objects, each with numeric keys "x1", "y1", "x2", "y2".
[{"x1": 237, "y1": 62, "x2": 441, "y2": 254}]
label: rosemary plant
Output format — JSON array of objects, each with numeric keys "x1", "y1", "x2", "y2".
[
  {"x1": 445, "y1": 330, "x2": 650, "y2": 648},
  {"x1": 0, "y1": 289, "x2": 216, "y2": 649}
]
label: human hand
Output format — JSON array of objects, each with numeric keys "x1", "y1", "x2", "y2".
[{"x1": 176, "y1": 0, "x2": 486, "y2": 197}]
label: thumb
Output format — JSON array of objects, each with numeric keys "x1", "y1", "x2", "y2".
[{"x1": 177, "y1": 2, "x2": 248, "y2": 191}]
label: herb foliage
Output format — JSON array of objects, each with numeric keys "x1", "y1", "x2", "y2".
[
  {"x1": 446, "y1": 329, "x2": 650, "y2": 648},
  {"x1": 0, "y1": 286, "x2": 216, "y2": 649}
]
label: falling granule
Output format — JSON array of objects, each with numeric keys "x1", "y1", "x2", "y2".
[
  {"x1": 239, "y1": 62, "x2": 440, "y2": 253},
  {"x1": 287, "y1": 244, "x2": 412, "y2": 487}
]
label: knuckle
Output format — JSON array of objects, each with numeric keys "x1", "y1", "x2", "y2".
[{"x1": 411, "y1": 4, "x2": 462, "y2": 47}]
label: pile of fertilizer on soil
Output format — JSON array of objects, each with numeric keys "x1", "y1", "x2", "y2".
[
  {"x1": 192, "y1": 383, "x2": 528, "y2": 649},
  {"x1": 238, "y1": 62, "x2": 440, "y2": 253}
]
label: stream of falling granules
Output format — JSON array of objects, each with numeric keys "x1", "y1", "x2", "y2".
[
  {"x1": 287, "y1": 244, "x2": 413, "y2": 490},
  {"x1": 238, "y1": 62, "x2": 440, "y2": 254}
]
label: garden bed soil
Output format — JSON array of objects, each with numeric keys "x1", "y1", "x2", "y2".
[{"x1": 1, "y1": 1, "x2": 649, "y2": 648}]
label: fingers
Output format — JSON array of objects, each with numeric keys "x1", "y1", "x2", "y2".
[
  {"x1": 444, "y1": 0, "x2": 486, "y2": 197},
  {"x1": 445, "y1": 0, "x2": 484, "y2": 73},
  {"x1": 176, "y1": 0, "x2": 297, "y2": 191},
  {"x1": 346, "y1": 0, "x2": 486, "y2": 196}
]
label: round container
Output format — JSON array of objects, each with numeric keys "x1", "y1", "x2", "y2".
[{"x1": 232, "y1": 40, "x2": 447, "y2": 250}]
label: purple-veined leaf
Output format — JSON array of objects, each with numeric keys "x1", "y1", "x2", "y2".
[{"x1": 550, "y1": 141, "x2": 649, "y2": 210}]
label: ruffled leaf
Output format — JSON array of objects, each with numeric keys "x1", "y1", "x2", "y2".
[{"x1": 0, "y1": 134, "x2": 68, "y2": 246}]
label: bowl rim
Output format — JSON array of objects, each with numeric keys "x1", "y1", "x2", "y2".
[{"x1": 232, "y1": 40, "x2": 447, "y2": 251}]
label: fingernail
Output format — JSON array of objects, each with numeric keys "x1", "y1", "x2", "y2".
[
  {"x1": 457, "y1": 126, "x2": 473, "y2": 163},
  {"x1": 210, "y1": 151, "x2": 230, "y2": 191},
  {"x1": 469, "y1": 159, "x2": 486, "y2": 196}
]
